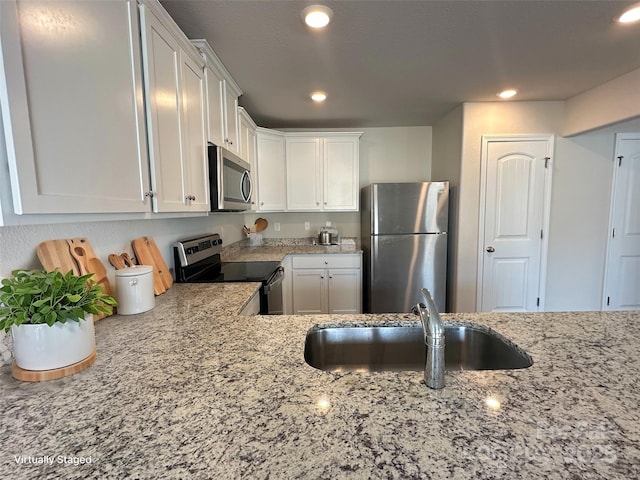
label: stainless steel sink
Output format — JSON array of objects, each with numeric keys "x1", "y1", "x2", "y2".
[{"x1": 304, "y1": 322, "x2": 533, "y2": 372}]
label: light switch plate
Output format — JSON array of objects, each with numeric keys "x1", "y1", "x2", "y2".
[
  {"x1": 274, "y1": 222, "x2": 281, "y2": 231},
  {"x1": 304, "y1": 222, "x2": 310, "y2": 230}
]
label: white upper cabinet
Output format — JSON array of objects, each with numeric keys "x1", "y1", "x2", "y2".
[
  {"x1": 191, "y1": 40, "x2": 242, "y2": 155},
  {"x1": 323, "y1": 135, "x2": 361, "y2": 211},
  {"x1": 224, "y1": 80, "x2": 241, "y2": 155},
  {"x1": 238, "y1": 107, "x2": 258, "y2": 210},
  {"x1": 140, "y1": 1, "x2": 208, "y2": 212},
  {"x1": 256, "y1": 128, "x2": 287, "y2": 211},
  {"x1": 284, "y1": 132, "x2": 362, "y2": 212},
  {"x1": 286, "y1": 137, "x2": 322, "y2": 211},
  {"x1": 180, "y1": 53, "x2": 209, "y2": 211},
  {"x1": 0, "y1": 0, "x2": 151, "y2": 214}
]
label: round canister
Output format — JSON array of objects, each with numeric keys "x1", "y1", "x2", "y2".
[{"x1": 115, "y1": 265, "x2": 155, "y2": 315}]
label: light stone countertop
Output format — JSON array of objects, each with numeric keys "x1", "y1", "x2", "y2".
[
  {"x1": 221, "y1": 238, "x2": 362, "y2": 262},
  {"x1": 1, "y1": 284, "x2": 639, "y2": 479}
]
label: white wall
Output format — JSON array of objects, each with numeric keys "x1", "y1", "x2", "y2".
[
  {"x1": 432, "y1": 105, "x2": 463, "y2": 311},
  {"x1": 243, "y1": 212, "x2": 360, "y2": 239},
  {"x1": 546, "y1": 116, "x2": 640, "y2": 310},
  {"x1": 358, "y1": 126, "x2": 431, "y2": 186},
  {"x1": 0, "y1": 215, "x2": 246, "y2": 279},
  {"x1": 440, "y1": 100, "x2": 640, "y2": 313},
  {"x1": 564, "y1": 67, "x2": 640, "y2": 136},
  {"x1": 456, "y1": 101, "x2": 565, "y2": 312}
]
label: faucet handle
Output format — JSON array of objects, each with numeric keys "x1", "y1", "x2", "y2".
[{"x1": 411, "y1": 303, "x2": 425, "y2": 316}]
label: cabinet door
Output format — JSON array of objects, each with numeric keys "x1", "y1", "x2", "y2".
[
  {"x1": 180, "y1": 52, "x2": 208, "y2": 211},
  {"x1": 292, "y1": 269, "x2": 327, "y2": 314},
  {"x1": 0, "y1": 0, "x2": 150, "y2": 214},
  {"x1": 323, "y1": 136, "x2": 359, "y2": 211},
  {"x1": 239, "y1": 110, "x2": 258, "y2": 210},
  {"x1": 328, "y1": 269, "x2": 362, "y2": 314},
  {"x1": 140, "y1": 5, "x2": 186, "y2": 212},
  {"x1": 286, "y1": 137, "x2": 322, "y2": 211},
  {"x1": 256, "y1": 130, "x2": 286, "y2": 211},
  {"x1": 203, "y1": 63, "x2": 225, "y2": 147},
  {"x1": 223, "y1": 81, "x2": 240, "y2": 154}
]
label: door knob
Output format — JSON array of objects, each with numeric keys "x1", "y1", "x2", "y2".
[{"x1": 486, "y1": 246, "x2": 495, "y2": 253}]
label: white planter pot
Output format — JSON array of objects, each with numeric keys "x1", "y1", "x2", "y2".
[{"x1": 11, "y1": 314, "x2": 95, "y2": 371}]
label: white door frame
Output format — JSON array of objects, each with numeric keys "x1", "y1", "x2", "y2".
[
  {"x1": 476, "y1": 134, "x2": 555, "y2": 311},
  {"x1": 602, "y1": 132, "x2": 640, "y2": 310}
]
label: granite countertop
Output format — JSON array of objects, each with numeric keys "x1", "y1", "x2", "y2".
[
  {"x1": 1, "y1": 284, "x2": 639, "y2": 479},
  {"x1": 221, "y1": 238, "x2": 362, "y2": 262}
]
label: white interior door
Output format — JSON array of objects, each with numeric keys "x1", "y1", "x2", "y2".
[
  {"x1": 603, "y1": 133, "x2": 640, "y2": 310},
  {"x1": 478, "y1": 136, "x2": 553, "y2": 312}
]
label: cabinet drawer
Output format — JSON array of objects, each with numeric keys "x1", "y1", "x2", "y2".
[{"x1": 291, "y1": 254, "x2": 361, "y2": 269}]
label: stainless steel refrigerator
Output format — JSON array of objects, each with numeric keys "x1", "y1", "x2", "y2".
[{"x1": 361, "y1": 182, "x2": 449, "y2": 313}]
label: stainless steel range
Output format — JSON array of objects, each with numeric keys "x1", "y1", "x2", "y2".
[{"x1": 173, "y1": 234, "x2": 283, "y2": 314}]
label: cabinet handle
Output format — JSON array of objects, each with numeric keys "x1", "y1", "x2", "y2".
[
  {"x1": 144, "y1": 191, "x2": 155, "y2": 198},
  {"x1": 320, "y1": 276, "x2": 325, "y2": 279}
]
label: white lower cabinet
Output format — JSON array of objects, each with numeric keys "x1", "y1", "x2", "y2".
[{"x1": 291, "y1": 254, "x2": 362, "y2": 314}]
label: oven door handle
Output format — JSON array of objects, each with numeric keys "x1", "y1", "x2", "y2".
[{"x1": 264, "y1": 266, "x2": 284, "y2": 293}]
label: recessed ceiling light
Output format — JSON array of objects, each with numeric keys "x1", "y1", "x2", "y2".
[
  {"x1": 310, "y1": 91, "x2": 327, "y2": 102},
  {"x1": 497, "y1": 89, "x2": 518, "y2": 99},
  {"x1": 618, "y1": 3, "x2": 640, "y2": 23},
  {"x1": 302, "y1": 5, "x2": 333, "y2": 29}
]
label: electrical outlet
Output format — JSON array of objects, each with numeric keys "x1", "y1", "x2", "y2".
[
  {"x1": 274, "y1": 222, "x2": 281, "y2": 231},
  {"x1": 304, "y1": 222, "x2": 310, "y2": 230},
  {"x1": 325, "y1": 221, "x2": 332, "y2": 227}
]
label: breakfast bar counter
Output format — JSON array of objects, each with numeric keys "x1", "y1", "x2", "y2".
[{"x1": 1, "y1": 284, "x2": 638, "y2": 479}]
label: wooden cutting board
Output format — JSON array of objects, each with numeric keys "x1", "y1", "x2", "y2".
[
  {"x1": 131, "y1": 236, "x2": 172, "y2": 295},
  {"x1": 36, "y1": 240, "x2": 80, "y2": 276},
  {"x1": 37, "y1": 238, "x2": 113, "y2": 320}
]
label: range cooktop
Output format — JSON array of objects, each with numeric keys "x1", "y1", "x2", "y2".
[{"x1": 219, "y1": 261, "x2": 281, "y2": 282}]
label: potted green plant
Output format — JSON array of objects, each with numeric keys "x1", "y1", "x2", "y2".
[{"x1": 0, "y1": 269, "x2": 117, "y2": 372}]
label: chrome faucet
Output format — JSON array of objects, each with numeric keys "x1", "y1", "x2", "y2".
[{"x1": 414, "y1": 288, "x2": 445, "y2": 389}]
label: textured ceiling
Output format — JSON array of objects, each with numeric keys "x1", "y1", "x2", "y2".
[{"x1": 160, "y1": 0, "x2": 640, "y2": 128}]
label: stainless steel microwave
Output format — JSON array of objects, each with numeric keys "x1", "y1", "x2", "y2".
[{"x1": 208, "y1": 143, "x2": 253, "y2": 211}]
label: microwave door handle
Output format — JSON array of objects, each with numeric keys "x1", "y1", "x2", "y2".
[{"x1": 240, "y1": 170, "x2": 252, "y2": 203}]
